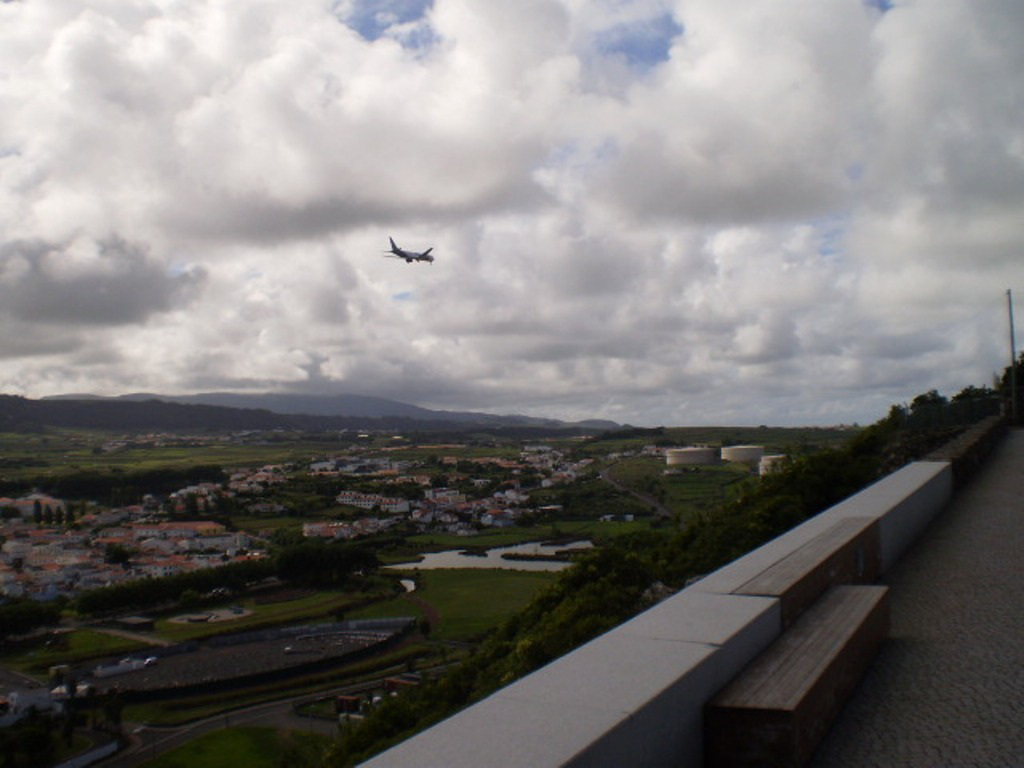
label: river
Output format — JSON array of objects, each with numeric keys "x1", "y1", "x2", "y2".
[{"x1": 386, "y1": 540, "x2": 593, "y2": 572}]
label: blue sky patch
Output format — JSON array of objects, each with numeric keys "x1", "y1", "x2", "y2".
[
  {"x1": 594, "y1": 12, "x2": 683, "y2": 70},
  {"x1": 811, "y1": 213, "x2": 849, "y2": 260},
  {"x1": 863, "y1": 0, "x2": 894, "y2": 13},
  {"x1": 337, "y1": 0, "x2": 433, "y2": 43}
]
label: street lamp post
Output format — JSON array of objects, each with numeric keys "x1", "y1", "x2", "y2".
[{"x1": 1009, "y1": 290, "x2": 1019, "y2": 424}]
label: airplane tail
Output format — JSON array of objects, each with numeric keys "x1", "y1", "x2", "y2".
[
  {"x1": 389, "y1": 237, "x2": 398, "y2": 250},
  {"x1": 422, "y1": 248, "x2": 433, "y2": 257}
]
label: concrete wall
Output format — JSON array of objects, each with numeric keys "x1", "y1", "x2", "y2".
[{"x1": 361, "y1": 460, "x2": 957, "y2": 768}]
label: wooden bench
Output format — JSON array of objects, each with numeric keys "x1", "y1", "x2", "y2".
[
  {"x1": 733, "y1": 516, "x2": 881, "y2": 628},
  {"x1": 705, "y1": 585, "x2": 889, "y2": 768}
]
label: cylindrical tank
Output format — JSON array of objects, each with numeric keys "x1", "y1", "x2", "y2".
[
  {"x1": 665, "y1": 447, "x2": 719, "y2": 466},
  {"x1": 720, "y1": 445, "x2": 765, "y2": 466},
  {"x1": 759, "y1": 454, "x2": 786, "y2": 476}
]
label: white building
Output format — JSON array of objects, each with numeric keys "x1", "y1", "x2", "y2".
[{"x1": 335, "y1": 491, "x2": 410, "y2": 514}]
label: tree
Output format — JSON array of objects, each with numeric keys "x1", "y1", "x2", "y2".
[
  {"x1": 997, "y1": 351, "x2": 1024, "y2": 423},
  {"x1": 101, "y1": 692, "x2": 124, "y2": 734},
  {"x1": 276, "y1": 541, "x2": 380, "y2": 587},
  {"x1": 103, "y1": 543, "x2": 133, "y2": 566},
  {"x1": 0, "y1": 600, "x2": 62, "y2": 639},
  {"x1": 909, "y1": 389, "x2": 947, "y2": 412},
  {"x1": 952, "y1": 384, "x2": 994, "y2": 402},
  {"x1": 270, "y1": 527, "x2": 304, "y2": 548}
]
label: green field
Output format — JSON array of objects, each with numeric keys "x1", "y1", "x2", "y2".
[
  {"x1": 606, "y1": 457, "x2": 753, "y2": 521},
  {"x1": 231, "y1": 515, "x2": 308, "y2": 533},
  {"x1": 139, "y1": 726, "x2": 332, "y2": 768},
  {"x1": 0, "y1": 428, "x2": 531, "y2": 485},
  {"x1": 573, "y1": 425, "x2": 855, "y2": 458},
  {"x1": 350, "y1": 568, "x2": 558, "y2": 642},
  {"x1": 0, "y1": 429, "x2": 343, "y2": 483}
]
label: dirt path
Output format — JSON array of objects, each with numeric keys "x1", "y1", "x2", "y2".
[{"x1": 403, "y1": 594, "x2": 439, "y2": 633}]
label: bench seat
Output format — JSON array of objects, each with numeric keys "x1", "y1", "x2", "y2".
[
  {"x1": 705, "y1": 584, "x2": 889, "y2": 768},
  {"x1": 732, "y1": 516, "x2": 881, "y2": 628}
]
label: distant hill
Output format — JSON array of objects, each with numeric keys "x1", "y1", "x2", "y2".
[{"x1": 1, "y1": 393, "x2": 618, "y2": 434}]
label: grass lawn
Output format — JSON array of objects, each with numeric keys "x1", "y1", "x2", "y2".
[
  {"x1": 351, "y1": 569, "x2": 558, "y2": 642},
  {"x1": 542, "y1": 518, "x2": 657, "y2": 540},
  {"x1": 420, "y1": 569, "x2": 557, "y2": 640},
  {"x1": 139, "y1": 726, "x2": 332, "y2": 768},
  {"x1": 231, "y1": 515, "x2": 309, "y2": 533},
  {"x1": 404, "y1": 527, "x2": 551, "y2": 550}
]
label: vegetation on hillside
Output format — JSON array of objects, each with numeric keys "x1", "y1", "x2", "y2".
[{"x1": 0, "y1": 599, "x2": 62, "y2": 640}]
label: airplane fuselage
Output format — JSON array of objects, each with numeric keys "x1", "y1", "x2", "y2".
[{"x1": 387, "y1": 237, "x2": 434, "y2": 264}]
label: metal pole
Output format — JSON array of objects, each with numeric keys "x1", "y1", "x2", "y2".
[{"x1": 1009, "y1": 289, "x2": 1018, "y2": 424}]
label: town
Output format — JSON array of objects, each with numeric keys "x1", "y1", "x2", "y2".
[{"x1": 0, "y1": 438, "x2": 618, "y2": 602}]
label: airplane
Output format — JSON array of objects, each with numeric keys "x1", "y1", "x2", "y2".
[{"x1": 383, "y1": 237, "x2": 434, "y2": 264}]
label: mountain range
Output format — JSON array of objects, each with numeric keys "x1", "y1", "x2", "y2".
[{"x1": 0, "y1": 392, "x2": 618, "y2": 434}]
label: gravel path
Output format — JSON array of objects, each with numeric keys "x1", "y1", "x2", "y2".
[{"x1": 811, "y1": 429, "x2": 1024, "y2": 768}]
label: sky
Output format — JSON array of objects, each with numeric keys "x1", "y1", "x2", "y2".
[{"x1": 2, "y1": 0, "x2": 1023, "y2": 427}]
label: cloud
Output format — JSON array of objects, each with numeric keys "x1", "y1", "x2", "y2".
[
  {"x1": 1, "y1": 0, "x2": 1023, "y2": 426},
  {"x1": 0, "y1": 237, "x2": 205, "y2": 327}
]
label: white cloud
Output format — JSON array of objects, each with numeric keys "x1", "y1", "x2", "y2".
[{"x1": 1, "y1": 0, "x2": 1022, "y2": 426}]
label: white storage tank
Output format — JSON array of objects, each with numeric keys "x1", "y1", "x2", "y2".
[
  {"x1": 720, "y1": 445, "x2": 765, "y2": 467},
  {"x1": 759, "y1": 454, "x2": 787, "y2": 476},
  {"x1": 665, "y1": 447, "x2": 719, "y2": 466}
]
